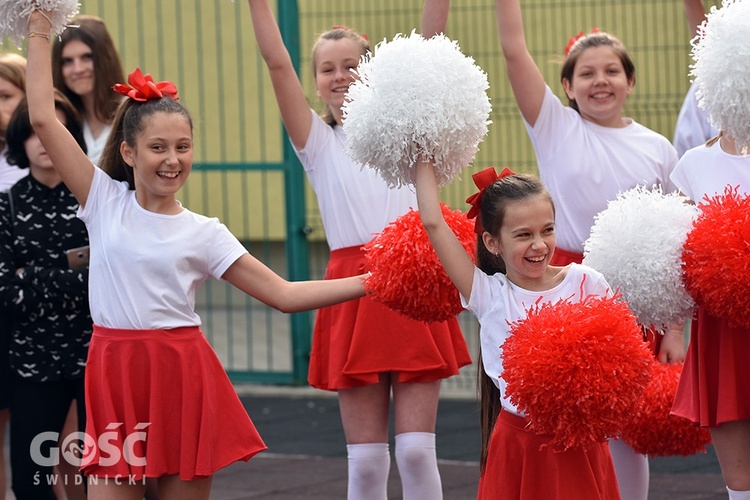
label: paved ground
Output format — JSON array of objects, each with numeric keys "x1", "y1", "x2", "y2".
[
  {"x1": 3, "y1": 386, "x2": 728, "y2": 499},
  {"x1": 208, "y1": 386, "x2": 727, "y2": 499}
]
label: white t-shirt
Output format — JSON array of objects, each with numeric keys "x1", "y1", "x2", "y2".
[
  {"x1": 0, "y1": 147, "x2": 28, "y2": 192},
  {"x1": 525, "y1": 86, "x2": 678, "y2": 253},
  {"x1": 670, "y1": 142, "x2": 750, "y2": 202},
  {"x1": 83, "y1": 120, "x2": 112, "y2": 167},
  {"x1": 78, "y1": 167, "x2": 248, "y2": 329},
  {"x1": 293, "y1": 109, "x2": 416, "y2": 250},
  {"x1": 461, "y1": 263, "x2": 611, "y2": 416},
  {"x1": 673, "y1": 81, "x2": 719, "y2": 159}
]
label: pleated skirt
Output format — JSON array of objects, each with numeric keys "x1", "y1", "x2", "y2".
[
  {"x1": 82, "y1": 325, "x2": 267, "y2": 480},
  {"x1": 477, "y1": 411, "x2": 621, "y2": 500},
  {"x1": 309, "y1": 245, "x2": 472, "y2": 391},
  {"x1": 672, "y1": 307, "x2": 750, "y2": 427}
]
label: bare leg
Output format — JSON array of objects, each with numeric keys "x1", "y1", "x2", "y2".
[
  {"x1": 338, "y1": 374, "x2": 392, "y2": 500},
  {"x1": 393, "y1": 380, "x2": 442, "y2": 500},
  {"x1": 392, "y1": 379, "x2": 440, "y2": 435},
  {"x1": 87, "y1": 477, "x2": 147, "y2": 500},
  {"x1": 56, "y1": 402, "x2": 86, "y2": 500},
  {"x1": 157, "y1": 474, "x2": 212, "y2": 500},
  {"x1": 711, "y1": 420, "x2": 750, "y2": 491},
  {"x1": 338, "y1": 374, "x2": 391, "y2": 443}
]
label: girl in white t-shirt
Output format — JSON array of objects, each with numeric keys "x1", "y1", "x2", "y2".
[
  {"x1": 670, "y1": 134, "x2": 750, "y2": 500},
  {"x1": 494, "y1": 1, "x2": 685, "y2": 496},
  {"x1": 415, "y1": 159, "x2": 620, "y2": 499},
  {"x1": 26, "y1": 8, "x2": 366, "y2": 500},
  {"x1": 247, "y1": 2, "x2": 471, "y2": 498},
  {"x1": 669, "y1": 1, "x2": 750, "y2": 497}
]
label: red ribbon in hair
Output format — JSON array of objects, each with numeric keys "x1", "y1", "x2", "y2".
[
  {"x1": 465, "y1": 166, "x2": 516, "y2": 234},
  {"x1": 564, "y1": 27, "x2": 600, "y2": 57},
  {"x1": 113, "y1": 68, "x2": 179, "y2": 102}
]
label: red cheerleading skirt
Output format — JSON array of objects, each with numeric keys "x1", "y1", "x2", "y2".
[
  {"x1": 550, "y1": 247, "x2": 583, "y2": 266},
  {"x1": 82, "y1": 325, "x2": 267, "y2": 480},
  {"x1": 671, "y1": 307, "x2": 750, "y2": 427},
  {"x1": 477, "y1": 411, "x2": 621, "y2": 500},
  {"x1": 308, "y1": 245, "x2": 472, "y2": 391}
]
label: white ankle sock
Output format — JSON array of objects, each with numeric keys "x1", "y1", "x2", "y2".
[
  {"x1": 727, "y1": 487, "x2": 750, "y2": 500},
  {"x1": 395, "y1": 432, "x2": 442, "y2": 500},
  {"x1": 346, "y1": 442, "x2": 390, "y2": 500}
]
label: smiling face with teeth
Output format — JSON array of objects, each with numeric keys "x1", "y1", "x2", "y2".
[
  {"x1": 562, "y1": 45, "x2": 634, "y2": 128},
  {"x1": 120, "y1": 110, "x2": 193, "y2": 214},
  {"x1": 313, "y1": 37, "x2": 364, "y2": 126},
  {"x1": 483, "y1": 193, "x2": 558, "y2": 291}
]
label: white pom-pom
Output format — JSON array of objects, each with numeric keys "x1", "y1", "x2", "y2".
[
  {"x1": 582, "y1": 186, "x2": 698, "y2": 331},
  {"x1": 342, "y1": 31, "x2": 491, "y2": 188},
  {"x1": 0, "y1": 0, "x2": 80, "y2": 47},
  {"x1": 691, "y1": 0, "x2": 750, "y2": 150}
]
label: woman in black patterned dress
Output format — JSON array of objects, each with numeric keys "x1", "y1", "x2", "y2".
[{"x1": 0, "y1": 90, "x2": 90, "y2": 500}]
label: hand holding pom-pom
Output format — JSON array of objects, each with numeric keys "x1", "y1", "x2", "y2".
[
  {"x1": 343, "y1": 31, "x2": 491, "y2": 188},
  {"x1": 583, "y1": 186, "x2": 698, "y2": 331},
  {"x1": 691, "y1": 0, "x2": 750, "y2": 151},
  {"x1": 502, "y1": 294, "x2": 653, "y2": 451},
  {"x1": 621, "y1": 360, "x2": 712, "y2": 457},
  {"x1": 682, "y1": 186, "x2": 750, "y2": 329},
  {"x1": 364, "y1": 203, "x2": 476, "y2": 323},
  {"x1": 0, "y1": 0, "x2": 80, "y2": 47}
]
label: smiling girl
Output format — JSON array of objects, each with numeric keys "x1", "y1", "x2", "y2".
[
  {"x1": 247, "y1": 1, "x2": 471, "y2": 498},
  {"x1": 494, "y1": 1, "x2": 684, "y2": 497},
  {"x1": 415, "y1": 159, "x2": 621, "y2": 500},
  {"x1": 25, "y1": 6, "x2": 367, "y2": 499}
]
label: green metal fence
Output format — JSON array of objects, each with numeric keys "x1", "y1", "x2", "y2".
[{"x1": 2, "y1": 0, "x2": 716, "y2": 390}]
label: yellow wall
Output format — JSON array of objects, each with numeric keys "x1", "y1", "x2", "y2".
[{"x1": 5, "y1": 0, "x2": 717, "y2": 240}]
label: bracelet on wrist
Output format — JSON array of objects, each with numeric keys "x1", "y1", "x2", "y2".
[{"x1": 27, "y1": 32, "x2": 51, "y2": 41}]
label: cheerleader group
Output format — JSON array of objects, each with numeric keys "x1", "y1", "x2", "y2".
[{"x1": 0, "y1": 0, "x2": 747, "y2": 498}]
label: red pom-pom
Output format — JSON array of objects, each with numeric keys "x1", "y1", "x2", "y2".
[
  {"x1": 621, "y1": 360, "x2": 712, "y2": 457},
  {"x1": 502, "y1": 294, "x2": 653, "y2": 451},
  {"x1": 682, "y1": 186, "x2": 750, "y2": 329},
  {"x1": 364, "y1": 203, "x2": 476, "y2": 323}
]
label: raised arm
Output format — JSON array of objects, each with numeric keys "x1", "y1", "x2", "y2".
[
  {"x1": 421, "y1": 0, "x2": 450, "y2": 38},
  {"x1": 683, "y1": 0, "x2": 707, "y2": 38},
  {"x1": 222, "y1": 254, "x2": 366, "y2": 313},
  {"x1": 26, "y1": 11, "x2": 94, "y2": 206},
  {"x1": 415, "y1": 160, "x2": 475, "y2": 299},
  {"x1": 247, "y1": 0, "x2": 313, "y2": 150},
  {"x1": 495, "y1": 0, "x2": 547, "y2": 126}
]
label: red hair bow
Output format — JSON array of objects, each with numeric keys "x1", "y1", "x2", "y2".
[
  {"x1": 564, "y1": 27, "x2": 600, "y2": 57},
  {"x1": 465, "y1": 166, "x2": 515, "y2": 234},
  {"x1": 113, "y1": 68, "x2": 179, "y2": 102}
]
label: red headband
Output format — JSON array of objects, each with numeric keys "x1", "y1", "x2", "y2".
[
  {"x1": 465, "y1": 166, "x2": 516, "y2": 234},
  {"x1": 113, "y1": 68, "x2": 179, "y2": 102},
  {"x1": 564, "y1": 27, "x2": 600, "y2": 57}
]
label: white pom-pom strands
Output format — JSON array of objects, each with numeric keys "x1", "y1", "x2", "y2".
[
  {"x1": 691, "y1": 0, "x2": 750, "y2": 151},
  {"x1": 0, "y1": 0, "x2": 80, "y2": 47},
  {"x1": 583, "y1": 186, "x2": 698, "y2": 331},
  {"x1": 343, "y1": 31, "x2": 491, "y2": 188}
]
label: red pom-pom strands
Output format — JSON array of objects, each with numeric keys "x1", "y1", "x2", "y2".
[
  {"x1": 365, "y1": 203, "x2": 476, "y2": 323},
  {"x1": 682, "y1": 186, "x2": 750, "y2": 329},
  {"x1": 501, "y1": 294, "x2": 653, "y2": 451},
  {"x1": 621, "y1": 361, "x2": 712, "y2": 457}
]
